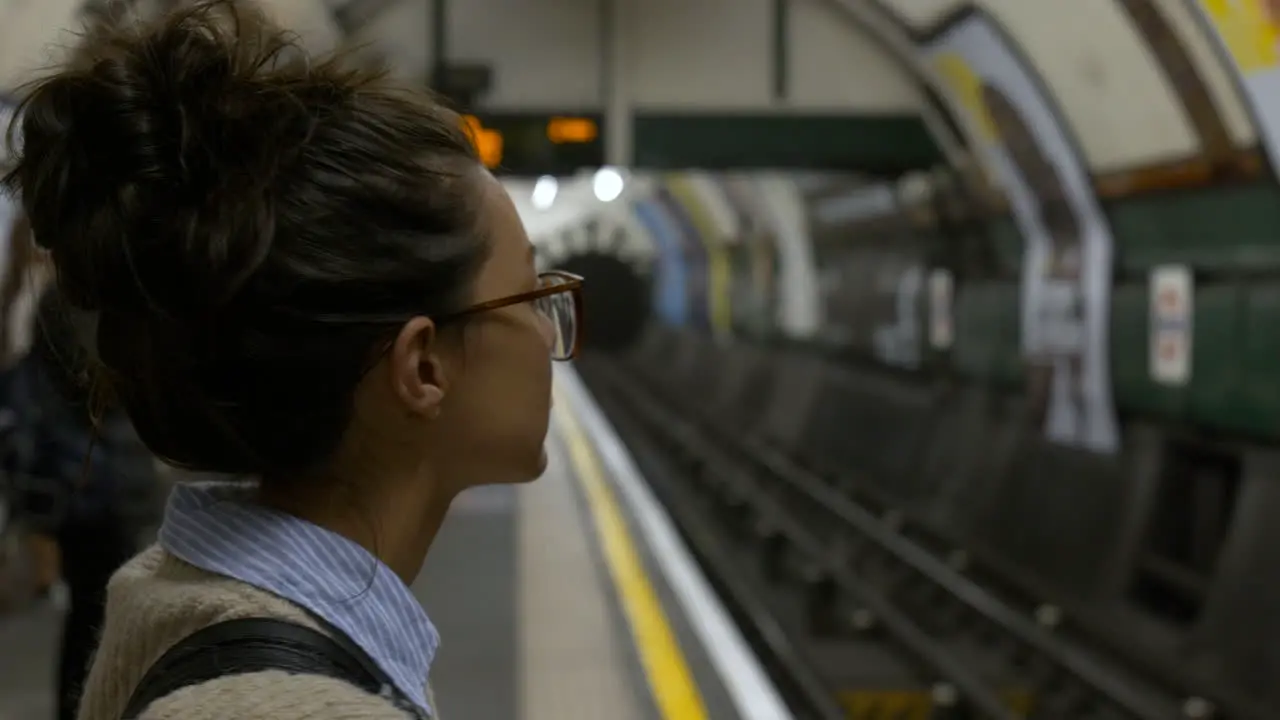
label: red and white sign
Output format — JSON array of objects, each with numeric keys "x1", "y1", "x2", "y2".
[{"x1": 1150, "y1": 265, "x2": 1193, "y2": 386}]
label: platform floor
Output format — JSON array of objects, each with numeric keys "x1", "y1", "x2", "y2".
[
  {"x1": 0, "y1": 369, "x2": 785, "y2": 720},
  {"x1": 422, "y1": 432, "x2": 655, "y2": 719}
]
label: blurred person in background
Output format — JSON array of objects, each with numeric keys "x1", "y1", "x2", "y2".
[
  {"x1": 0, "y1": 79, "x2": 59, "y2": 605},
  {"x1": 0, "y1": 203, "x2": 60, "y2": 609},
  {"x1": 8, "y1": 285, "x2": 160, "y2": 720}
]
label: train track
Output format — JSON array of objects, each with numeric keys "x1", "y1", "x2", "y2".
[{"x1": 577, "y1": 354, "x2": 1194, "y2": 720}]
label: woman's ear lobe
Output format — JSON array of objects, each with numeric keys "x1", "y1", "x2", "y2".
[{"x1": 418, "y1": 356, "x2": 446, "y2": 408}]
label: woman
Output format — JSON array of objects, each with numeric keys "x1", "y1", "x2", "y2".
[{"x1": 4, "y1": 1, "x2": 582, "y2": 718}]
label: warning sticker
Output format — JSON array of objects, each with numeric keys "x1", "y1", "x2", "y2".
[{"x1": 1149, "y1": 265, "x2": 1193, "y2": 386}]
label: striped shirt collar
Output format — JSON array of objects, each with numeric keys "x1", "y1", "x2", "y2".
[{"x1": 158, "y1": 482, "x2": 439, "y2": 715}]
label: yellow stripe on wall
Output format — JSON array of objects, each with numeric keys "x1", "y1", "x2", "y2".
[
  {"x1": 554, "y1": 393, "x2": 710, "y2": 720},
  {"x1": 666, "y1": 176, "x2": 735, "y2": 339}
]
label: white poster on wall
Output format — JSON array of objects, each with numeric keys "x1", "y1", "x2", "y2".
[
  {"x1": 1193, "y1": 0, "x2": 1280, "y2": 171},
  {"x1": 872, "y1": 264, "x2": 923, "y2": 370},
  {"x1": 922, "y1": 12, "x2": 1120, "y2": 454},
  {"x1": 1150, "y1": 265, "x2": 1194, "y2": 386}
]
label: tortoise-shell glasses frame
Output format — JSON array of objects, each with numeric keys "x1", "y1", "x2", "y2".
[
  {"x1": 435, "y1": 270, "x2": 584, "y2": 361},
  {"x1": 295, "y1": 270, "x2": 584, "y2": 361}
]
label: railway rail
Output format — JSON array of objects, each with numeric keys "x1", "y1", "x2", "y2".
[{"x1": 578, "y1": 353, "x2": 1203, "y2": 720}]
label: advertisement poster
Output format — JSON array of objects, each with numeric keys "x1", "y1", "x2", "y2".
[
  {"x1": 654, "y1": 186, "x2": 711, "y2": 332},
  {"x1": 923, "y1": 12, "x2": 1120, "y2": 454},
  {"x1": 1194, "y1": 0, "x2": 1280, "y2": 170},
  {"x1": 668, "y1": 174, "x2": 737, "y2": 339},
  {"x1": 717, "y1": 176, "x2": 780, "y2": 338},
  {"x1": 804, "y1": 182, "x2": 925, "y2": 369},
  {"x1": 753, "y1": 175, "x2": 822, "y2": 340},
  {"x1": 633, "y1": 199, "x2": 689, "y2": 327},
  {"x1": 871, "y1": 264, "x2": 924, "y2": 370},
  {"x1": 804, "y1": 182, "x2": 890, "y2": 351}
]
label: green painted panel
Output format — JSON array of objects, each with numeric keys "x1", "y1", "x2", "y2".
[
  {"x1": 953, "y1": 282, "x2": 1020, "y2": 387},
  {"x1": 1188, "y1": 284, "x2": 1246, "y2": 432},
  {"x1": 1239, "y1": 284, "x2": 1280, "y2": 437},
  {"x1": 953, "y1": 283, "x2": 997, "y2": 380},
  {"x1": 989, "y1": 283, "x2": 1023, "y2": 390},
  {"x1": 632, "y1": 114, "x2": 940, "y2": 173},
  {"x1": 785, "y1": 169, "x2": 1280, "y2": 439},
  {"x1": 987, "y1": 217, "x2": 1021, "y2": 277},
  {"x1": 1106, "y1": 182, "x2": 1280, "y2": 273},
  {"x1": 1109, "y1": 283, "x2": 1182, "y2": 417},
  {"x1": 946, "y1": 181, "x2": 1280, "y2": 439}
]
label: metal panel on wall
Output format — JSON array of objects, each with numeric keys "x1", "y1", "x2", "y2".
[{"x1": 922, "y1": 10, "x2": 1120, "y2": 454}]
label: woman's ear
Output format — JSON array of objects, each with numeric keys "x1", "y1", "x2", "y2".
[{"x1": 389, "y1": 317, "x2": 446, "y2": 418}]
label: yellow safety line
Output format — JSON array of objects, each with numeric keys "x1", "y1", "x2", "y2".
[{"x1": 554, "y1": 390, "x2": 710, "y2": 720}]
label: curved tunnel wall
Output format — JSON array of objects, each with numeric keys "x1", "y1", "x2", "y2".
[
  {"x1": 518, "y1": 0, "x2": 1280, "y2": 461},
  {"x1": 519, "y1": 171, "x2": 833, "y2": 353},
  {"x1": 520, "y1": 1, "x2": 1280, "y2": 392},
  {"x1": 523, "y1": 157, "x2": 1280, "y2": 462},
  {"x1": 511, "y1": 9, "x2": 1280, "y2": 697}
]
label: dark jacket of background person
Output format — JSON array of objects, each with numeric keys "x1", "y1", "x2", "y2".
[
  {"x1": 8, "y1": 287, "x2": 162, "y2": 720},
  {"x1": 8, "y1": 288, "x2": 161, "y2": 532}
]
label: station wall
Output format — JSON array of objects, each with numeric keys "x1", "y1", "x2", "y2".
[
  {"x1": 0, "y1": 0, "x2": 342, "y2": 90},
  {"x1": 338, "y1": 0, "x2": 922, "y2": 114},
  {"x1": 524, "y1": 160, "x2": 1280, "y2": 458}
]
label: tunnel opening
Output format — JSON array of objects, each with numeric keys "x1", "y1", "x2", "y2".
[{"x1": 555, "y1": 251, "x2": 650, "y2": 354}]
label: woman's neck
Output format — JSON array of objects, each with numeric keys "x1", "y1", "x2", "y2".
[{"x1": 260, "y1": 470, "x2": 454, "y2": 585}]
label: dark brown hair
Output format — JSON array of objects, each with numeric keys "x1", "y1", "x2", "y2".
[{"x1": 4, "y1": 0, "x2": 489, "y2": 476}]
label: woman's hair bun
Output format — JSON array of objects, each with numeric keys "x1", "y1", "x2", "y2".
[
  {"x1": 6, "y1": 0, "x2": 320, "y2": 319},
  {"x1": 2, "y1": 0, "x2": 488, "y2": 475}
]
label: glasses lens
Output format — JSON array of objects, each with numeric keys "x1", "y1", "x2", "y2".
[{"x1": 535, "y1": 274, "x2": 577, "y2": 360}]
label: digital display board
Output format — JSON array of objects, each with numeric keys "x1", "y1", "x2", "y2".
[{"x1": 462, "y1": 112, "x2": 605, "y2": 176}]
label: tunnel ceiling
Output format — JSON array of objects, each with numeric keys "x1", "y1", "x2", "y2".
[
  {"x1": 853, "y1": 0, "x2": 1257, "y2": 185},
  {"x1": 263, "y1": 0, "x2": 1263, "y2": 187},
  {"x1": 331, "y1": 0, "x2": 1261, "y2": 184},
  {"x1": 0, "y1": 0, "x2": 1264, "y2": 189}
]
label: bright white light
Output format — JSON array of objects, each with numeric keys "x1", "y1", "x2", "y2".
[
  {"x1": 531, "y1": 175, "x2": 558, "y2": 210},
  {"x1": 592, "y1": 167, "x2": 624, "y2": 202}
]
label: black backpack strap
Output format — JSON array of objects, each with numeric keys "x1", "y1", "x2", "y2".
[{"x1": 121, "y1": 617, "x2": 425, "y2": 719}]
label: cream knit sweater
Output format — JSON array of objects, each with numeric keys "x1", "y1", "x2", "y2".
[{"x1": 77, "y1": 545, "x2": 435, "y2": 720}]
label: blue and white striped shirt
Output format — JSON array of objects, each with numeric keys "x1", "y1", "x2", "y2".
[{"x1": 158, "y1": 482, "x2": 440, "y2": 716}]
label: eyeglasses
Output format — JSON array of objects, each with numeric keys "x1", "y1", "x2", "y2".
[
  {"x1": 297, "y1": 271, "x2": 584, "y2": 361},
  {"x1": 437, "y1": 270, "x2": 584, "y2": 361}
]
